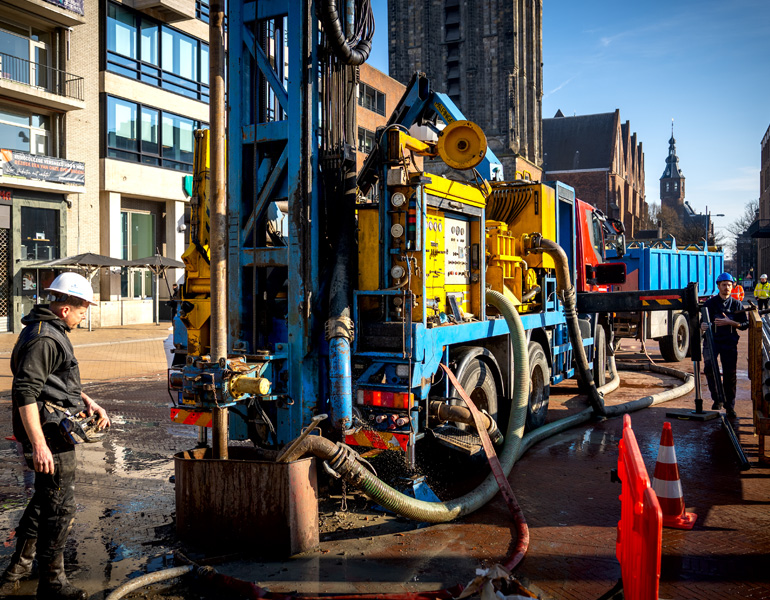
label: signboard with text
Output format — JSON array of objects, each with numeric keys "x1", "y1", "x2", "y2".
[
  {"x1": 0, "y1": 150, "x2": 85, "y2": 186},
  {"x1": 42, "y1": 0, "x2": 84, "y2": 15}
]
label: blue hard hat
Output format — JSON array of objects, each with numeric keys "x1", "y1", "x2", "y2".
[{"x1": 716, "y1": 272, "x2": 734, "y2": 283}]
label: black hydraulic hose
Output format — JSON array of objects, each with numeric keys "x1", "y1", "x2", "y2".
[
  {"x1": 319, "y1": 0, "x2": 373, "y2": 65},
  {"x1": 526, "y1": 234, "x2": 608, "y2": 416}
]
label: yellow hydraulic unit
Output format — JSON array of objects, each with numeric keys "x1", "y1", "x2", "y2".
[{"x1": 179, "y1": 129, "x2": 212, "y2": 358}]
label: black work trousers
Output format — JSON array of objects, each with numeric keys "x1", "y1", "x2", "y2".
[
  {"x1": 758, "y1": 298, "x2": 769, "y2": 311},
  {"x1": 704, "y1": 342, "x2": 738, "y2": 409},
  {"x1": 16, "y1": 444, "x2": 76, "y2": 564}
]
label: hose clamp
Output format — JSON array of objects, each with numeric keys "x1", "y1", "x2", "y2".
[{"x1": 325, "y1": 316, "x2": 355, "y2": 342}]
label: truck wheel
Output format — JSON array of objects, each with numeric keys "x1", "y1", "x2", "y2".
[
  {"x1": 659, "y1": 313, "x2": 689, "y2": 362},
  {"x1": 526, "y1": 341, "x2": 550, "y2": 431},
  {"x1": 452, "y1": 357, "x2": 499, "y2": 430},
  {"x1": 593, "y1": 325, "x2": 607, "y2": 387}
]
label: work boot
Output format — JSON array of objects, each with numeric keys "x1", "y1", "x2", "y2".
[
  {"x1": 36, "y1": 554, "x2": 86, "y2": 600},
  {"x1": 711, "y1": 401, "x2": 723, "y2": 410},
  {"x1": 0, "y1": 536, "x2": 37, "y2": 593},
  {"x1": 726, "y1": 408, "x2": 737, "y2": 418}
]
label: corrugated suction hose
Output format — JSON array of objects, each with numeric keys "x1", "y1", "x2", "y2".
[{"x1": 280, "y1": 289, "x2": 530, "y2": 522}]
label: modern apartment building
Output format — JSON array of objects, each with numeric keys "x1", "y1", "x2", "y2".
[
  {"x1": 0, "y1": 0, "x2": 209, "y2": 331},
  {"x1": 0, "y1": 0, "x2": 87, "y2": 331}
]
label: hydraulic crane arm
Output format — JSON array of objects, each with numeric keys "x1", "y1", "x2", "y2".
[{"x1": 357, "y1": 72, "x2": 503, "y2": 194}]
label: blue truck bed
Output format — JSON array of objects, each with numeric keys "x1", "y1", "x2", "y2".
[{"x1": 607, "y1": 240, "x2": 724, "y2": 298}]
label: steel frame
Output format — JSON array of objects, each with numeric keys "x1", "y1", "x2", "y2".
[{"x1": 229, "y1": 0, "x2": 320, "y2": 443}]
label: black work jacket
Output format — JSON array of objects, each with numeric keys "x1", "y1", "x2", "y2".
[
  {"x1": 702, "y1": 294, "x2": 748, "y2": 347},
  {"x1": 11, "y1": 305, "x2": 83, "y2": 445}
]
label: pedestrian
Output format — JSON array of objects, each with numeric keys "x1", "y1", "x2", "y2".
[
  {"x1": 754, "y1": 273, "x2": 770, "y2": 310},
  {"x1": 1, "y1": 272, "x2": 110, "y2": 600},
  {"x1": 701, "y1": 272, "x2": 748, "y2": 419}
]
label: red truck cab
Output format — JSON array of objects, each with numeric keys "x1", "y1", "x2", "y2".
[{"x1": 575, "y1": 199, "x2": 626, "y2": 292}]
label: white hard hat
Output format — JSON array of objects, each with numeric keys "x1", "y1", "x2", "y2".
[
  {"x1": 762, "y1": 274, "x2": 768, "y2": 279},
  {"x1": 45, "y1": 272, "x2": 96, "y2": 305}
]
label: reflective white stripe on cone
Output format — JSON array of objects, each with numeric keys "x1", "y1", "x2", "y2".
[{"x1": 651, "y1": 421, "x2": 697, "y2": 530}]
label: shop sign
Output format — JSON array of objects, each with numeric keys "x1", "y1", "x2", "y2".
[
  {"x1": 0, "y1": 150, "x2": 85, "y2": 186},
  {"x1": 0, "y1": 188, "x2": 11, "y2": 203},
  {"x1": 41, "y1": 0, "x2": 84, "y2": 15}
]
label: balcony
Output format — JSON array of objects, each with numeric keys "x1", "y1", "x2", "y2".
[
  {"x1": 132, "y1": 0, "x2": 195, "y2": 23},
  {"x1": 749, "y1": 219, "x2": 770, "y2": 239},
  {"x1": 4, "y1": 0, "x2": 85, "y2": 27},
  {"x1": 0, "y1": 52, "x2": 84, "y2": 111}
]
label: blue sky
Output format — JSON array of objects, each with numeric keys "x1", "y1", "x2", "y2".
[{"x1": 367, "y1": 0, "x2": 770, "y2": 239}]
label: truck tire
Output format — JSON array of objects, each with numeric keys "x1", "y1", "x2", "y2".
[
  {"x1": 593, "y1": 325, "x2": 607, "y2": 387},
  {"x1": 659, "y1": 313, "x2": 689, "y2": 362},
  {"x1": 526, "y1": 341, "x2": 550, "y2": 431},
  {"x1": 451, "y1": 356, "x2": 499, "y2": 430}
]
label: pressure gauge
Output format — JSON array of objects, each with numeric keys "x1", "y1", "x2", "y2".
[
  {"x1": 390, "y1": 265, "x2": 406, "y2": 279},
  {"x1": 391, "y1": 223, "x2": 404, "y2": 238},
  {"x1": 391, "y1": 192, "x2": 406, "y2": 208}
]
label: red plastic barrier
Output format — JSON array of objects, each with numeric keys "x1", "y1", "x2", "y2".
[{"x1": 616, "y1": 414, "x2": 662, "y2": 600}]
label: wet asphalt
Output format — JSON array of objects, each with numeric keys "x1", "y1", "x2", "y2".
[{"x1": 0, "y1": 324, "x2": 768, "y2": 599}]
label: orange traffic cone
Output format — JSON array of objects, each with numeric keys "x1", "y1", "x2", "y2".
[{"x1": 651, "y1": 422, "x2": 697, "y2": 530}]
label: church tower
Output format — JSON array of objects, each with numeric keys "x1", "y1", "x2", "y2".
[{"x1": 660, "y1": 123, "x2": 685, "y2": 215}]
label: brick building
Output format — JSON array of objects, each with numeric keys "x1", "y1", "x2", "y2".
[
  {"x1": 387, "y1": 0, "x2": 543, "y2": 180},
  {"x1": 0, "y1": 0, "x2": 208, "y2": 331},
  {"x1": 356, "y1": 63, "x2": 406, "y2": 176},
  {"x1": 542, "y1": 110, "x2": 646, "y2": 237},
  {"x1": 755, "y1": 124, "x2": 770, "y2": 275}
]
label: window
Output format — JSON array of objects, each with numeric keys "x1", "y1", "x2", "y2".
[
  {"x1": 673, "y1": 182, "x2": 678, "y2": 191},
  {"x1": 0, "y1": 25, "x2": 52, "y2": 89},
  {"x1": 20, "y1": 206, "x2": 59, "y2": 261},
  {"x1": 358, "y1": 83, "x2": 385, "y2": 116},
  {"x1": 121, "y1": 210, "x2": 155, "y2": 298},
  {"x1": 357, "y1": 127, "x2": 375, "y2": 154},
  {"x1": 106, "y1": 96, "x2": 204, "y2": 172},
  {"x1": 0, "y1": 107, "x2": 50, "y2": 155},
  {"x1": 665, "y1": 182, "x2": 669, "y2": 192},
  {"x1": 196, "y1": 0, "x2": 210, "y2": 23},
  {"x1": 106, "y1": 2, "x2": 209, "y2": 101}
]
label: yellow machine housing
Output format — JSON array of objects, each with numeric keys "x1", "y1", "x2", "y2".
[
  {"x1": 356, "y1": 130, "x2": 561, "y2": 322},
  {"x1": 180, "y1": 129, "x2": 212, "y2": 357}
]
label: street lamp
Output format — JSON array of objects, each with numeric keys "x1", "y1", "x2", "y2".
[{"x1": 706, "y1": 206, "x2": 724, "y2": 246}]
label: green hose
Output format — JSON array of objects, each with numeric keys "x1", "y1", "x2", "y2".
[{"x1": 284, "y1": 289, "x2": 530, "y2": 522}]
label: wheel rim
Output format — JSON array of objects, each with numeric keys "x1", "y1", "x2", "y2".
[
  {"x1": 530, "y1": 363, "x2": 545, "y2": 412},
  {"x1": 470, "y1": 386, "x2": 489, "y2": 413},
  {"x1": 676, "y1": 322, "x2": 687, "y2": 351}
]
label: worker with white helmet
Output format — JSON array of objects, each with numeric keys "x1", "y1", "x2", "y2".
[
  {"x1": 754, "y1": 273, "x2": 770, "y2": 310},
  {"x1": 1, "y1": 272, "x2": 110, "y2": 600}
]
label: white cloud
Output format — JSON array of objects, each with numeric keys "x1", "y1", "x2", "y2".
[{"x1": 708, "y1": 167, "x2": 758, "y2": 193}]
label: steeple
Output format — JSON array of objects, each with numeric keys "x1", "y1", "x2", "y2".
[{"x1": 660, "y1": 120, "x2": 685, "y2": 212}]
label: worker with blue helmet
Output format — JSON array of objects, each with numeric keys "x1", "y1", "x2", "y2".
[{"x1": 700, "y1": 272, "x2": 748, "y2": 418}]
